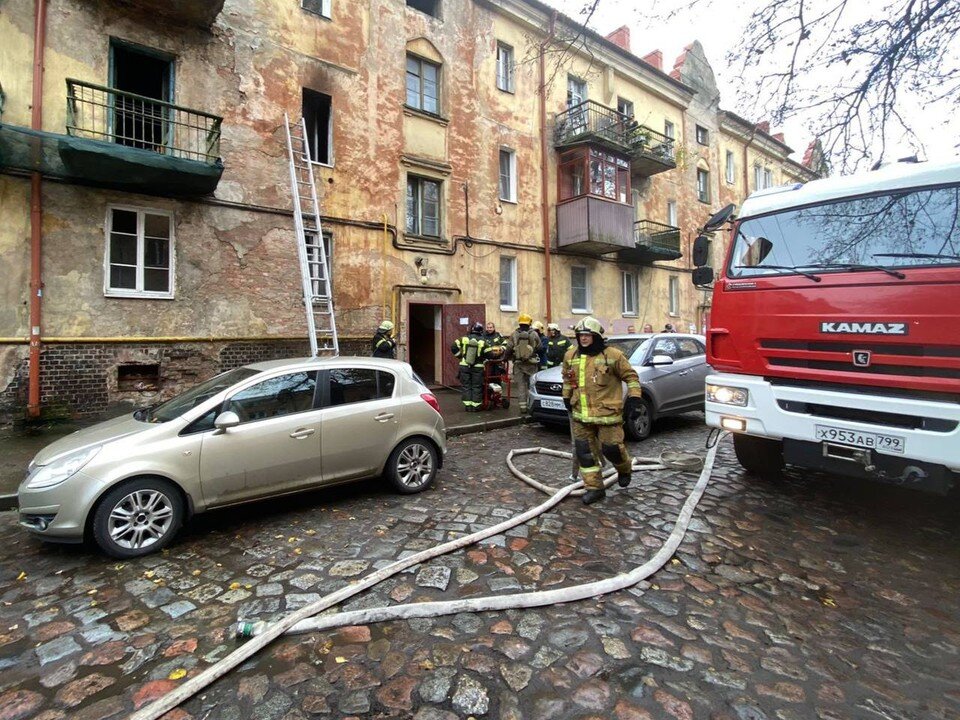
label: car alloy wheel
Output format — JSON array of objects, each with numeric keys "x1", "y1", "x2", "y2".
[
  {"x1": 624, "y1": 397, "x2": 653, "y2": 440},
  {"x1": 92, "y1": 478, "x2": 184, "y2": 558},
  {"x1": 386, "y1": 438, "x2": 438, "y2": 494}
]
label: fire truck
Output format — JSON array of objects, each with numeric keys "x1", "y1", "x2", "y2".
[{"x1": 692, "y1": 158, "x2": 960, "y2": 493}]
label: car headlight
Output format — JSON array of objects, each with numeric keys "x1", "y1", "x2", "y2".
[
  {"x1": 706, "y1": 384, "x2": 749, "y2": 407},
  {"x1": 26, "y1": 446, "x2": 102, "y2": 490}
]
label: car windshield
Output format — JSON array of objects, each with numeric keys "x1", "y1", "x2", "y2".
[
  {"x1": 145, "y1": 367, "x2": 261, "y2": 423},
  {"x1": 729, "y1": 184, "x2": 960, "y2": 277}
]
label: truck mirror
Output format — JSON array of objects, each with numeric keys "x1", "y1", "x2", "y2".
[
  {"x1": 702, "y1": 203, "x2": 736, "y2": 233},
  {"x1": 692, "y1": 267, "x2": 714, "y2": 287},
  {"x1": 692, "y1": 235, "x2": 711, "y2": 266}
]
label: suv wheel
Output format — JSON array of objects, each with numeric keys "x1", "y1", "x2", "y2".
[
  {"x1": 91, "y1": 477, "x2": 184, "y2": 558},
  {"x1": 624, "y1": 397, "x2": 653, "y2": 440},
  {"x1": 385, "y1": 438, "x2": 438, "y2": 494},
  {"x1": 733, "y1": 434, "x2": 784, "y2": 479}
]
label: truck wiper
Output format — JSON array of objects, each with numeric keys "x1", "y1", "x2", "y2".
[
  {"x1": 733, "y1": 264, "x2": 822, "y2": 282},
  {"x1": 873, "y1": 252, "x2": 960, "y2": 261},
  {"x1": 802, "y1": 262, "x2": 906, "y2": 279}
]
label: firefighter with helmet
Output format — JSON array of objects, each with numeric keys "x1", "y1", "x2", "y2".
[
  {"x1": 504, "y1": 313, "x2": 542, "y2": 414},
  {"x1": 562, "y1": 316, "x2": 643, "y2": 504},
  {"x1": 371, "y1": 320, "x2": 396, "y2": 359},
  {"x1": 543, "y1": 322, "x2": 572, "y2": 368},
  {"x1": 452, "y1": 322, "x2": 490, "y2": 411}
]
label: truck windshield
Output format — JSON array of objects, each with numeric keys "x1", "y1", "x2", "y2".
[{"x1": 729, "y1": 184, "x2": 960, "y2": 277}]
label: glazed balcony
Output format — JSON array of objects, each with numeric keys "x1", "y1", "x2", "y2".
[
  {"x1": 556, "y1": 195, "x2": 635, "y2": 256},
  {"x1": 618, "y1": 219, "x2": 683, "y2": 264},
  {"x1": 554, "y1": 101, "x2": 676, "y2": 177}
]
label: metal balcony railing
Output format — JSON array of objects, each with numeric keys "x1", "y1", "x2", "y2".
[
  {"x1": 634, "y1": 219, "x2": 681, "y2": 253},
  {"x1": 65, "y1": 78, "x2": 222, "y2": 163},
  {"x1": 554, "y1": 100, "x2": 675, "y2": 163}
]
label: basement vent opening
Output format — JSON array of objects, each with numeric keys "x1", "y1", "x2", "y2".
[{"x1": 118, "y1": 363, "x2": 160, "y2": 391}]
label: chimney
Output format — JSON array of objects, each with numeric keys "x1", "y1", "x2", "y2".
[
  {"x1": 755, "y1": 121, "x2": 770, "y2": 133},
  {"x1": 640, "y1": 50, "x2": 663, "y2": 70},
  {"x1": 802, "y1": 140, "x2": 817, "y2": 168},
  {"x1": 605, "y1": 25, "x2": 631, "y2": 52},
  {"x1": 772, "y1": 132, "x2": 785, "y2": 143}
]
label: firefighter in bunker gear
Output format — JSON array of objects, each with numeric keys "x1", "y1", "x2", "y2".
[
  {"x1": 543, "y1": 322, "x2": 572, "y2": 368},
  {"x1": 504, "y1": 314, "x2": 541, "y2": 414},
  {"x1": 562, "y1": 316, "x2": 643, "y2": 504},
  {"x1": 371, "y1": 320, "x2": 397, "y2": 359},
  {"x1": 452, "y1": 322, "x2": 489, "y2": 411}
]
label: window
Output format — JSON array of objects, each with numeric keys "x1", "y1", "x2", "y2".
[
  {"x1": 668, "y1": 275, "x2": 679, "y2": 315},
  {"x1": 499, "y1": 148, "x2": 516, "y2": 202},
  {"x1": 406, "y1": 55, "x2": 439, "y2": 114},
  {"x1": 558, "y1": 147, "x2": 630, "y2": 203},
  {"x1": 695, "y1": 125, "x2": 709, "y2": 145},
  {"x1": 500, "y1": 256, "x2": 517, "y2": 310},
  {"x1": 567, "y1": 75, "x2": 587, "y2": 108},
  {"x1": 327, "y1": 368, "x2": 396, "y2": 406},
  {"x1": 496, "y1": 42, "x2": 514, "y2": 92},
  {"x1": 621, "y1": 271, "x2": 638, "y2": 315},
  {"x1": 571, "y1": 266, "x2": 590, "y2": 312},
  {"x1": 110, "y1": 42, "x2": 173, "y2": 152},
  {"x1": 406, "y1": 176, "x2": 441, "y2": 237},
  {"x1": 406, "y1": 0, "x2": 440, "y2": 18},
  {"x1": 652, "y1": 336, "x2": 680, "y2": 360},
  {"x1": 696, "y1": 169, "x2": 710, "y2": 203},
  {"x1": 229, "y1": 371, "x2": 319, "y2": 423},
  {"x1": 667, "y1": 200, "x2": 678, "y2": 227},
  {"x1": 725, "y1": 150, "x2": 735, "y2": 184},
  {"x1": 305, "y1": 231, "x2": 333, "y2": 297},
  {"x1": 301, "y1": 0, "x2": 331, "y2": 18},
  {"x1": 664, "y1": 120, "x2": 675, "y2": 140},
  {"x1": 617, "y1": 97, "x2": 634, "y2": 118},
  {"x1": 753, "y1": 164, "x2": 775, "y2": 190},
  {"x1": 105, "y1": 207, "x2": 174, "y2": 298},
  {"x1": 303, "y1": 89, "x2": 332, "y2": 165}
]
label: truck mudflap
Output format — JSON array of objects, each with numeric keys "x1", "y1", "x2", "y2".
[{"x1": 782, "y1": 438, "x2": 955, "y2": 494}]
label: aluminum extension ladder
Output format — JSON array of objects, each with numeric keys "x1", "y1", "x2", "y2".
[{"x1": 283, "y1": 113, "x2": 339, "y2": 357}]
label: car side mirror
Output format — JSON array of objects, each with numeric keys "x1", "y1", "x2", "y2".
[
  {"x1": 647, "y1": 354, "x2": 674, "y2": 366},
  {"x1": 213, "y1": 411, "x2": 240, "y2": 434},
  {"x1": 692, "y1": 235, "x2": 711, "y2": 267},
  {"x1": 692, "y1": 266, "x2": 714, "y2": 286}
]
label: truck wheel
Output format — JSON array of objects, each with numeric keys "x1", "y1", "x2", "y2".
[
  {"x1": 624, "y1": 397, "x2": 653, "y2": 440},
  {"x1": 733, "y1": 434, "x2": 784, "y2": 479}
]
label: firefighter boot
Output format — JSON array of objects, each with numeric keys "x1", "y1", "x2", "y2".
[{"x1": 581, "y1": 488, "x2": 606, "y2": 505}]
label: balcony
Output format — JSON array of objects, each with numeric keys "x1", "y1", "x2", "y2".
[
  {"x1": 554, "y1": 101, "x2": 676, "y2": 177},
  {"x1": 79, "y1": 0, "x2": 225, "y2": 27},
  {"x1": 618, "y1": 220, "x2": 683, "y2": 264},
  {"x1": 557, "y1": 196, "x2": 635, "y2": 256},
  {"x1": 0, "y1": 79, "x2": 223, "y2": 196}
]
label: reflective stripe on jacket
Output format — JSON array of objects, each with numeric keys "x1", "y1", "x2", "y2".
[
  {"x1": 545, "y1": 337, "x2": 572, "y2": 367},
  {"x1": 451, "y1": 336, "x2": 488, "y2": 367},
  {"x1": 561, "y1": 346, "x2": 642, "y2": 424}
]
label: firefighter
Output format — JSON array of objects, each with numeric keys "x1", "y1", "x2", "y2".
[
  {"x1": 543, "y1": 322, "x2": 572, "y2": 369},
  {"x1": 562, "y1": 316, "x2": 643, "y2": 504},
  {"x1": 482, "y1": 321, "x2": 506, "y2": 380},
  {"x1": 371, "y1": 320, "x2": 396, "y2": 359},
  {"x1": 504, "y1": 313, "x2": 541, "y2": 414},
  {"x1": 451, "y1": 322, "x2": 489, "y2": 411}
]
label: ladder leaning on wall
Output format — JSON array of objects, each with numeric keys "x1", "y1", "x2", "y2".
[{"x1": 283, "y1": 113, "x2": 339, "y2": 357}]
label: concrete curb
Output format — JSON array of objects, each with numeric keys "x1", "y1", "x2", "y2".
[
  {"x1": 0, "y1": 493, "x2": 18, "y2": 512},
  {"x1": 446, "y1": 415, "x2": 529, "y2": 437}
]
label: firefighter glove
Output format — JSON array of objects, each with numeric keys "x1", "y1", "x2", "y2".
[{"x1": 624, "y1": 396, "x2": 643, "y2": 415}]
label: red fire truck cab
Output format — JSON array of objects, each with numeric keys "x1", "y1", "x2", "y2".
[{"x1": 694, "y1": 158, "x2": 960, "y2": 493}]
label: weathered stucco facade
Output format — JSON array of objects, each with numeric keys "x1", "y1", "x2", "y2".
[{"x1": 0, "y1": 0, "x2": 819, "y2": 422}]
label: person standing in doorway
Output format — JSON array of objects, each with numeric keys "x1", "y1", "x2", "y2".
[
  {"x1": 451, "y1": 322, "x2": 488, "y2": 412},
  {"x1": 504, "y1": 313, "x2": 541, "y2": 414},
  {"x1": 562, "y1": 317, "x2": 642, "y2": 505},
  {"x1": 371, "y1": 320, "x2": 396, "y2": 359}
]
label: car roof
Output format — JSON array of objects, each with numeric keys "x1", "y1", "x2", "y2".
[{"x1": 243, "y1": 356, "x2": 410, "y2": 372}]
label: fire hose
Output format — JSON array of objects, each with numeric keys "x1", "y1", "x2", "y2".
[{"x1": 131, "y1": 434, "x2": 723, "y2": 720}]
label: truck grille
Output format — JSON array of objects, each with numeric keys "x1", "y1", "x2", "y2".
[
  {"x1": 776, "y1": 400, "x2": 958, "y2": 432},
  {"x1": 760, "y1": 340, "x2": 960, "y2": 381},
  {"x1": 535, "y1": 381, "x2": 563, "y2": 396}
]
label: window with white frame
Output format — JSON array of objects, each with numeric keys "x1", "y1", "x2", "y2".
[
  {"x1": 499, "y1": 148, "x2": 517, "y2": 202},
  {"x1": 105, "y1": 207, "x2": 174, "y2": 298},
  {"x1": 571, "y1": 265, "x2": 590, "y2": 312},
  {"x1": 305, "y1": 231, "x2": 333, "y2": 297},
  {"x1": 496, "y1": 42, "x2": 514, "y2": 92},
  {"x1": 621, "y1": 271, "x2": 638, "y2": 315},
  {"x1": 617, "y1": 97, "x2": 634, "y2": 118},
  {"x1": 696, "y1": 169, "x2": 710, "y2": 203},
  {"x1": 668, "y1": 275, "x2": 679, "y2": 315},
  {"x1": 667, "y1": 200, "x2": 678, "y2": 227},
  {"x1": 567, "y1": 75, "x2": 587, "y2": 108},
  {"x1": 499, "y1": 255, "x2": 517, "y2": 310},
  {"x1": 303, "y1": 88, "x2": 332, "y2": 165},
  {"x1": 725, "y1": 150, "x2": 735, "y2": 184},
  {"x1": 301, "y1": 0, "x2": 331, "y2": 19},
  {"x1": 406, "y1": 175, "x2": 441, "y2": 237},
  {"x1": 664, "y1": 120, "x2": 675, "y2": 140},
  {"x1": 754, "y1": 164, "x2": 774, "y2": 190},
  {"x1": 405, "y1": 55, "x2": 440, "y2": 114}
]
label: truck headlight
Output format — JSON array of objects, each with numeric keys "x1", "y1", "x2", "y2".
[
  {"x1": 26, "y1": 446, "x2": 101, "y2": 490},
  {"x1": 706, "y1": 384, "x2": 749, "y2": 407}
]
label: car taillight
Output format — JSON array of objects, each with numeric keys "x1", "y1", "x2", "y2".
[{"x1": 420, "y1": 392, "x2": 442, "y2": 415}]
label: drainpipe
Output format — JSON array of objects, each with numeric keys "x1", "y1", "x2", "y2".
[
  {"x1": 28, "y1": 0, "x2": 47, "y2": 418},
  {"x1": 539, "y1": 11, "x2": 557, "y2": 322}
]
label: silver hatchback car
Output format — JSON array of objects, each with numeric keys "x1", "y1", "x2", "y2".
[
  {"x1": 529, "y1": 333, "x2": 711, "y2": 439},
  {"x1": 18, "y1": 357, "x2": 446, "y2": 558}
]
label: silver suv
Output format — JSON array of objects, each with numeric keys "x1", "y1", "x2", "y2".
[
  {"x1": 18, "y1": 357, "x2": 446, "y2": 558},
  {"x1": 528, "y1": 333, "x2": 711, "y2": 439}
]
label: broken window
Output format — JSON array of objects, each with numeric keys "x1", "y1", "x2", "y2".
[
  {"x1": 302, "y1": 88, "x2": 332, "y2": 164},
  {"x1": 110, "y1": 41, "x2": 174, "y2": 152}
]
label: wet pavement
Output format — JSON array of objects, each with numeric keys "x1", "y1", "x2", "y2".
[{"x1": 1, "y1": 416, "x2": 959, "y2": 720}]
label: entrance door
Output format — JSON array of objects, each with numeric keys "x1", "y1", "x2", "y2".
[
  {"x1": 408, "y1": 303, "x2": 441, "y2": 385},
  {"x1": 110, "y1": 42, "x2": 173, "y2": 152},
  {"x1": 441, "y1": 303, "x2": 485, "y2": 387}
]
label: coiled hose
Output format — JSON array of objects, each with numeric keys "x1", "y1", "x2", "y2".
[{"x1": 131, "y1": 436, "x2": 722, "y2": 720}]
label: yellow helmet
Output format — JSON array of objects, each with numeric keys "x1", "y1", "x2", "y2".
[
  {"x1": 574, "y1": 316, "x2": 604, "y2": 336},
  {"x1": 518, "y1": 313, "x2": 533, "y2": 325}
]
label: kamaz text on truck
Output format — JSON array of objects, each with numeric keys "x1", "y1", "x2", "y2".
[{"x1": 692, "y1": 158, "x2": 960, "y2": 493}]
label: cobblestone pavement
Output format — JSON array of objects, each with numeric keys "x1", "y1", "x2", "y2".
[{"x1": 1, "y1": 416, "x2": 958, "y2": 720}]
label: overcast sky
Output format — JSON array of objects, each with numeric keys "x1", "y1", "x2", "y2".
[{"x1": 542, "y1": 0, "x2": 958, "y2": 169}]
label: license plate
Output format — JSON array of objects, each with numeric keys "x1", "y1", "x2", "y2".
[
  {"x1": 540, "y1": 397, "x2": 567, "y2": 411},
  {"x1": 815, "y1": 425, "x2": 905, "y2": 455}
]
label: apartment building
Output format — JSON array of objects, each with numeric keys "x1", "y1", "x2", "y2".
[{"x1": 0, "y1": 0, "x2": 820, "y2": 421}]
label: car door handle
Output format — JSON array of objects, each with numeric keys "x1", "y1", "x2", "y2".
[
  {"x1": 289, "y1": 428, "x2": 316, "y2": 439},
  {"x1": 677, "y1": 370, "x2": 690, "y2": 376},
  {"x1": 374, "y1": 412, "x2": 395, "y2": 422}
]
